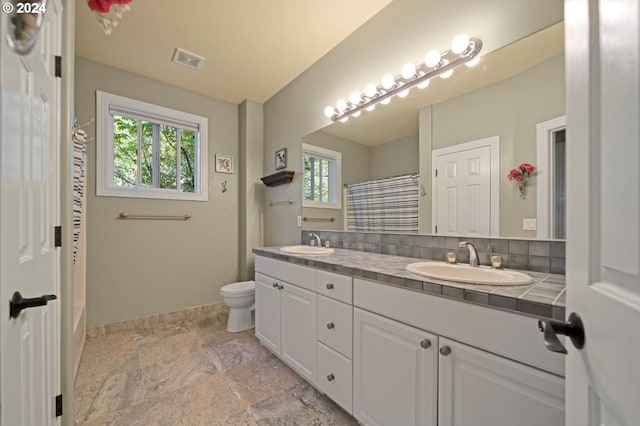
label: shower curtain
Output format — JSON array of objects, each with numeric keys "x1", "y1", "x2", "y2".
[
  {"x1": 72, "y1": 127, "x2": 87, "y2": 265},
  {"x1": 346, "y1": 173, "x2": 419, "y2": 233}
]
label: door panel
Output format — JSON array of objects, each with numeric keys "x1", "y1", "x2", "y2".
[
  {"x1": 353, "y1": 308, "x2": 437, "y2": 426},
  {"x1": 254, "y1": 273, "x2": 281, "y2": 353},
  {"x1": 565, "y1": 0, "x2": 640, "y2": 424},
  {"x1": 280, "y1": 282, "x2": 317, "y2": 384}
]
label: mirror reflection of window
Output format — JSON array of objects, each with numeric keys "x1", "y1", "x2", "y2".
[
  {"x1": 552, "y1": 129, "x2": 566, "y2": 239},
  {"x1": 302, "y1": 143, "x2": 342, "y2": 209}
]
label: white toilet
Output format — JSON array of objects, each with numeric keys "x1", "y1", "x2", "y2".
[{"x1": 220, "y1": 280, "x2": 255, "y2": 332}]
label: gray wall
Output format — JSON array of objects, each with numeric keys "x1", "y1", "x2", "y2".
[
  {"x1": 430, "y1": 54, "x2": 565, "y2": 237},
  {"x1": 370, "y1": 134, "x2": 419, "y2": 180},
  {"x1": 263, "y1": 0, "x2": 564, "y2": 246},
  {"x1": 76, "y1": 57, "x2": 240, "y2": 326}
]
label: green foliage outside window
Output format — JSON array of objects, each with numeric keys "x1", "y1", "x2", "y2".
[
  {"x1": 112, "y1": 115, "x2": 196, "y2": 192},
  {"x1": 304, "y1": 154, "x2": 330, "y2": 202}
]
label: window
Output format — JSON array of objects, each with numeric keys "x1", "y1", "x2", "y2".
[
  {"x1": 302, "y1": 143, "x2": 341, "y2": 209},
  {"x1": 96, "y1": 91, "x2": 208, "y2": 201}
]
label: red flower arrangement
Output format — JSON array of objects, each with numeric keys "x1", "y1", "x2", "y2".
[
  {"x1": 508, "y1": 163, "x2": 536, "y2": 198},
  {"x1": 88, "y1": 0, "x2": 132, "y2": 14}
]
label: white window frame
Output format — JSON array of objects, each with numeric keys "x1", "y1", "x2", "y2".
[
  {"x1": 96, "y1": 91, "x2": 208, "y2": 201},
  {"x1": 302, "y1": 143, "x2": 342, "y2": 209}
]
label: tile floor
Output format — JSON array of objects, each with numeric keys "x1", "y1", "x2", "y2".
[{"x1": 74, "y1": 307, "x2": 357, "y2": 425}]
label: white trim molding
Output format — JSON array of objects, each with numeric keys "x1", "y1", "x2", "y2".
[
  {"x1": 536, "y1": 115, "x2": 566, "y2": 239},
  {"x1": 431, "y1": 136, "x2": 500, "y2": 237}
]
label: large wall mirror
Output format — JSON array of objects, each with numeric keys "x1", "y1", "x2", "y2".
[{"x1": 301, "y1": 22, "x2": 565, "y2": 241}]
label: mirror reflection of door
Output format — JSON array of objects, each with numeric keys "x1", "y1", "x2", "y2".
[
  {"x1": 432, "y1": 136, "x2": 500, "y2": 237},
  {"x1": 536, "y1": 116, "x2": 567, "y2": 239}
]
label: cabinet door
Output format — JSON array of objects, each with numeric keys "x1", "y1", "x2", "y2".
[
  {"x1": 255, "y1": 273, "x2": 281, "y2": 354},
  {"x1": 354, "y1": 308, "x2": 437, "y2": 426},
  {"x1": 281, "y1": 282, "x2": 317, "y2": 384},
  {"x1": 438, "y1": 338, "x2": 564, "y2": 426}
]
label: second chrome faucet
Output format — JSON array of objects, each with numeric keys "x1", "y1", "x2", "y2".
[{"x1": 458, "y1": 241, "x2": 479, "y2": 267}]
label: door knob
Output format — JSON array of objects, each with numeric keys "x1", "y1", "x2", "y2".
[
  {"x1": 327, "y1": 374, "x2": 335, "y2": 382},
  {"x1": 326, "y1": 322, "x2": 335, "y2": 329},
  {"x1": 439, "y1": 345, "x2": 451, "y2": 356},
  {"x1": 9, "y1": 291, "x2": 57, "y2": 319},
  {"x1": 326, "y1": 283, "x2": 334, "y2": 289},
  {"x1": 272, "y1": 283, "x2": 278, "y2": 288},
  {"x1": 538, "y1": 312, "x2": 585, "y2": 354},
  {"x1": 420, "y1": 339, "x2": 431, "y2": 349}
]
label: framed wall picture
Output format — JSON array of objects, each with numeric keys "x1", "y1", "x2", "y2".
[
  {"x1": 275, "y1": 148, "x2": 287, "y2": 170},
  {"x1": 215, "y1": 154, "x2": 234, "y2": 173}
]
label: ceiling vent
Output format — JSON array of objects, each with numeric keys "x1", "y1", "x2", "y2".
[{"x1": 171, "y1": 48, "x2": 205, "y2": 71}]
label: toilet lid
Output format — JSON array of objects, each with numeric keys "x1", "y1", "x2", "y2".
[{"x1": 220, "y1": 280, "x2": 255, "y2": 295}]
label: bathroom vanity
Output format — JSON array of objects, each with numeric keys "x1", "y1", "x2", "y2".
[{"x1": 253, "y1": 247, "x2": 565, "y2": 426}]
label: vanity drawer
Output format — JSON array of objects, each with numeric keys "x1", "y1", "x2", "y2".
[
  {"x1": 317, "y1": 270, "x2": 352, "y2": 303},
  {"x1": 317, "y1": 342, "x2": 353, "y2": 415},
  {"x1": 317, "y1": 295, "x2": 353, "y2": 358}
]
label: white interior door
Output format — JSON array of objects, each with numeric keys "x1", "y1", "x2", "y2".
[
  {"x1": 0, "y1": 2, "x2": 62, "y2": 425},
  {"x1": 432, "y1": 136, "x2": 499, "y2": 236},
  {"x1": 564, "y1": 0, "x2": 640, "y2": 424}
]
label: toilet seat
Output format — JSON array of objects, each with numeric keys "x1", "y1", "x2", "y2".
[{"x1": 220, "y1": 280, "x2": 255, "y2": 296}]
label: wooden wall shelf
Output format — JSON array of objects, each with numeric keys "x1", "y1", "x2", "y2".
[{"x1": 260, "y1": 170, "x2": 295, "y2": 187}]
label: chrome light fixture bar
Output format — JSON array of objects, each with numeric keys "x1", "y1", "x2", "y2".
[{"x1": 325, "y1": 35, "x2": 483, "y2": 122}]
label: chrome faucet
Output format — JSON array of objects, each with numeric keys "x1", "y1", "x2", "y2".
[
  {"x1": 459, "y1": 241, "x2": 479, "y2": 267},
  {"x1": 309, "y1": 233, "x2": 321, "y2": 247}
]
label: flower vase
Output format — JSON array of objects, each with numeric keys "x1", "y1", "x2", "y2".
[{"x1": 518, "y1": 180, "x2": 527, "y2": 199}]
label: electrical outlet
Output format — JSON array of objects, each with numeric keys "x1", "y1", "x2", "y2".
[
  {"x1": 297, "y1": 215, "x2": 302, "y2": 227},
  {"x1": 523, "y1": 218, "x2": 537, "y2": 231}
]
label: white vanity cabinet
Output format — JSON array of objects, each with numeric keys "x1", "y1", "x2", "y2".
[
  {"x1": 353, "y1": 308, "x2": 438, "y2": 426},
  {"x1": 254, "y1": 270, "x2": 317, "y2": 384},
  {"x1": 437, "y1": 338, "x2": 564, "y2": 426}
]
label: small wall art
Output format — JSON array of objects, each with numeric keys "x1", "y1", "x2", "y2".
[
  {"x1": 215, "y1": 154, "x2": 234, "y2": 173},
  {"x1": 275, "y1": 148, "x2": 287, "y2": 170}
]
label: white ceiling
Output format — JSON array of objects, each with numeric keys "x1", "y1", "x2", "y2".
[{"x1": 75, "y1": 0, "x2": 394, "y2": 104}]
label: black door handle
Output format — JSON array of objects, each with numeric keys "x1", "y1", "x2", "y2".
[
  {"x1": 538, "y1": 312, "x2": 585, "y2": 354},
  {"x1": 9, "y1": 291, "x2": 57, "y2": 319}
]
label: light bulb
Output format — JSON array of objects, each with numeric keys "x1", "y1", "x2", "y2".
[
  {"x1": 401, "y1": 63, "x2": 416, "y2": 80},
  {"x1": 366, "y1": 104, "x2": 376, "y2": 112},
  {"x1": 381, "y1": 74, "x2": 395, "y2": 90},
  {"x1": 324, "y1": 106, "x2": 335, "y2": 118},
  {"x1": 398, "y1": 89, "x2": 410, "y2": 98},
  {"x1": 336, "y1": 99, "x2": 347, "y2": 112},
  {"x1": 417, "y1": 75, "x2": 430, "y2": 89},
  {"x1": 353, "y1": 111, "x2": 361, "y2": 117},
  {"x1": 465, "y1": 56, "x2": 480, "y2": 67},
  {"x1": 364, "y1": 84, "x2": 377, "y2": 98},
  {"x1": 451, "y1": 34, "x2": 470, "y2": 54},
  {"x1": 381, "y1": 97, "x2": 391, "y2": 105},
  {"x1": 425, "y1": 50, "x2": 442, "y2": 68},
  {"x1": 340, "y1": 116, "x2": 349, "y2": 123},
  {"x1": 350, "y1": 92, "x2": 362, "y2": 105}
]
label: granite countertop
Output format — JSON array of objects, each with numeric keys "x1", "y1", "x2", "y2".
[{"x1": 253, "y1": 246, "x2": 566, "y2": 321}]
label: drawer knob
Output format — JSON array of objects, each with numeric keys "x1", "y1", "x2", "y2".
[
  {"x1": 272, "y1": 283, "x2": 278, "y2": 288},
  {"x1": 440, "y1": 345, "x2": 452, "y2": 356},
  {"x1": 278, "y1": 284, "x2": 284, "y2": 290},
  {"x1": 326, "y1": 283, "x2": 334, "y2": 290},
  {"x1": 420, "y1": 339, "x2": 431, "y2": 349},
  {"x1": 327, "y1": 373, "x2": 335, "y2": 382},
  {"x1": 326, "y1": 322, "x2": 335, "y2": 329}
]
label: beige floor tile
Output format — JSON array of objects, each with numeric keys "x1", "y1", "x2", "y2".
[{"x1": 137, "y1": 330, "x2": 199, "y2": 367}]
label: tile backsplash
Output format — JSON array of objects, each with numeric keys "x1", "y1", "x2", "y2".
[{"x1": 301, "y1": 230, "x2": 565, "y2": 274}]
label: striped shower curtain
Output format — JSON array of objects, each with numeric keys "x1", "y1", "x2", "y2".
[
  {"x1": 72, "y1": 128, "x2": 87, "y2": 265},
  {"x1": 346, "y1": 174, "x2": 419, "y2": 233}
]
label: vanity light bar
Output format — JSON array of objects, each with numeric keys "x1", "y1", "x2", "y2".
[{"x1": 326, "y1": 36, "x2": 483, "y2": 122}]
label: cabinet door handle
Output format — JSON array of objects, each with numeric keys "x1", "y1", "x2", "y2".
[
  {"x1": 277, "y1": 284, "x2": 284, "y2": 290},
  {"x1": 326, "y1": 283, "x2": 334, "y2": 289},
  {"x1": 420, "y1": 339, "x2": 431, "y2": 349},
  {"x1": 326, "y1": 322, "x2": 335, "y2": 329},
  {"x1": 439, "y1": 345, "x2": 451, "y2": 356},
  {"x1": 327, "y1": 373, "x2": 335, "y2": 382},
  {"x1": 272, "y1": 283, "x2": 278, "y2": 288}
]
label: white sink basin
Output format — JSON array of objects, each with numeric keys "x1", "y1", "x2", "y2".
[
  {"x1": 405, "y1": 262, "x2": 532, "y2": 285},
  {"x1": 280, "y1": 245, "x2": 335, "y2": 255}
]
